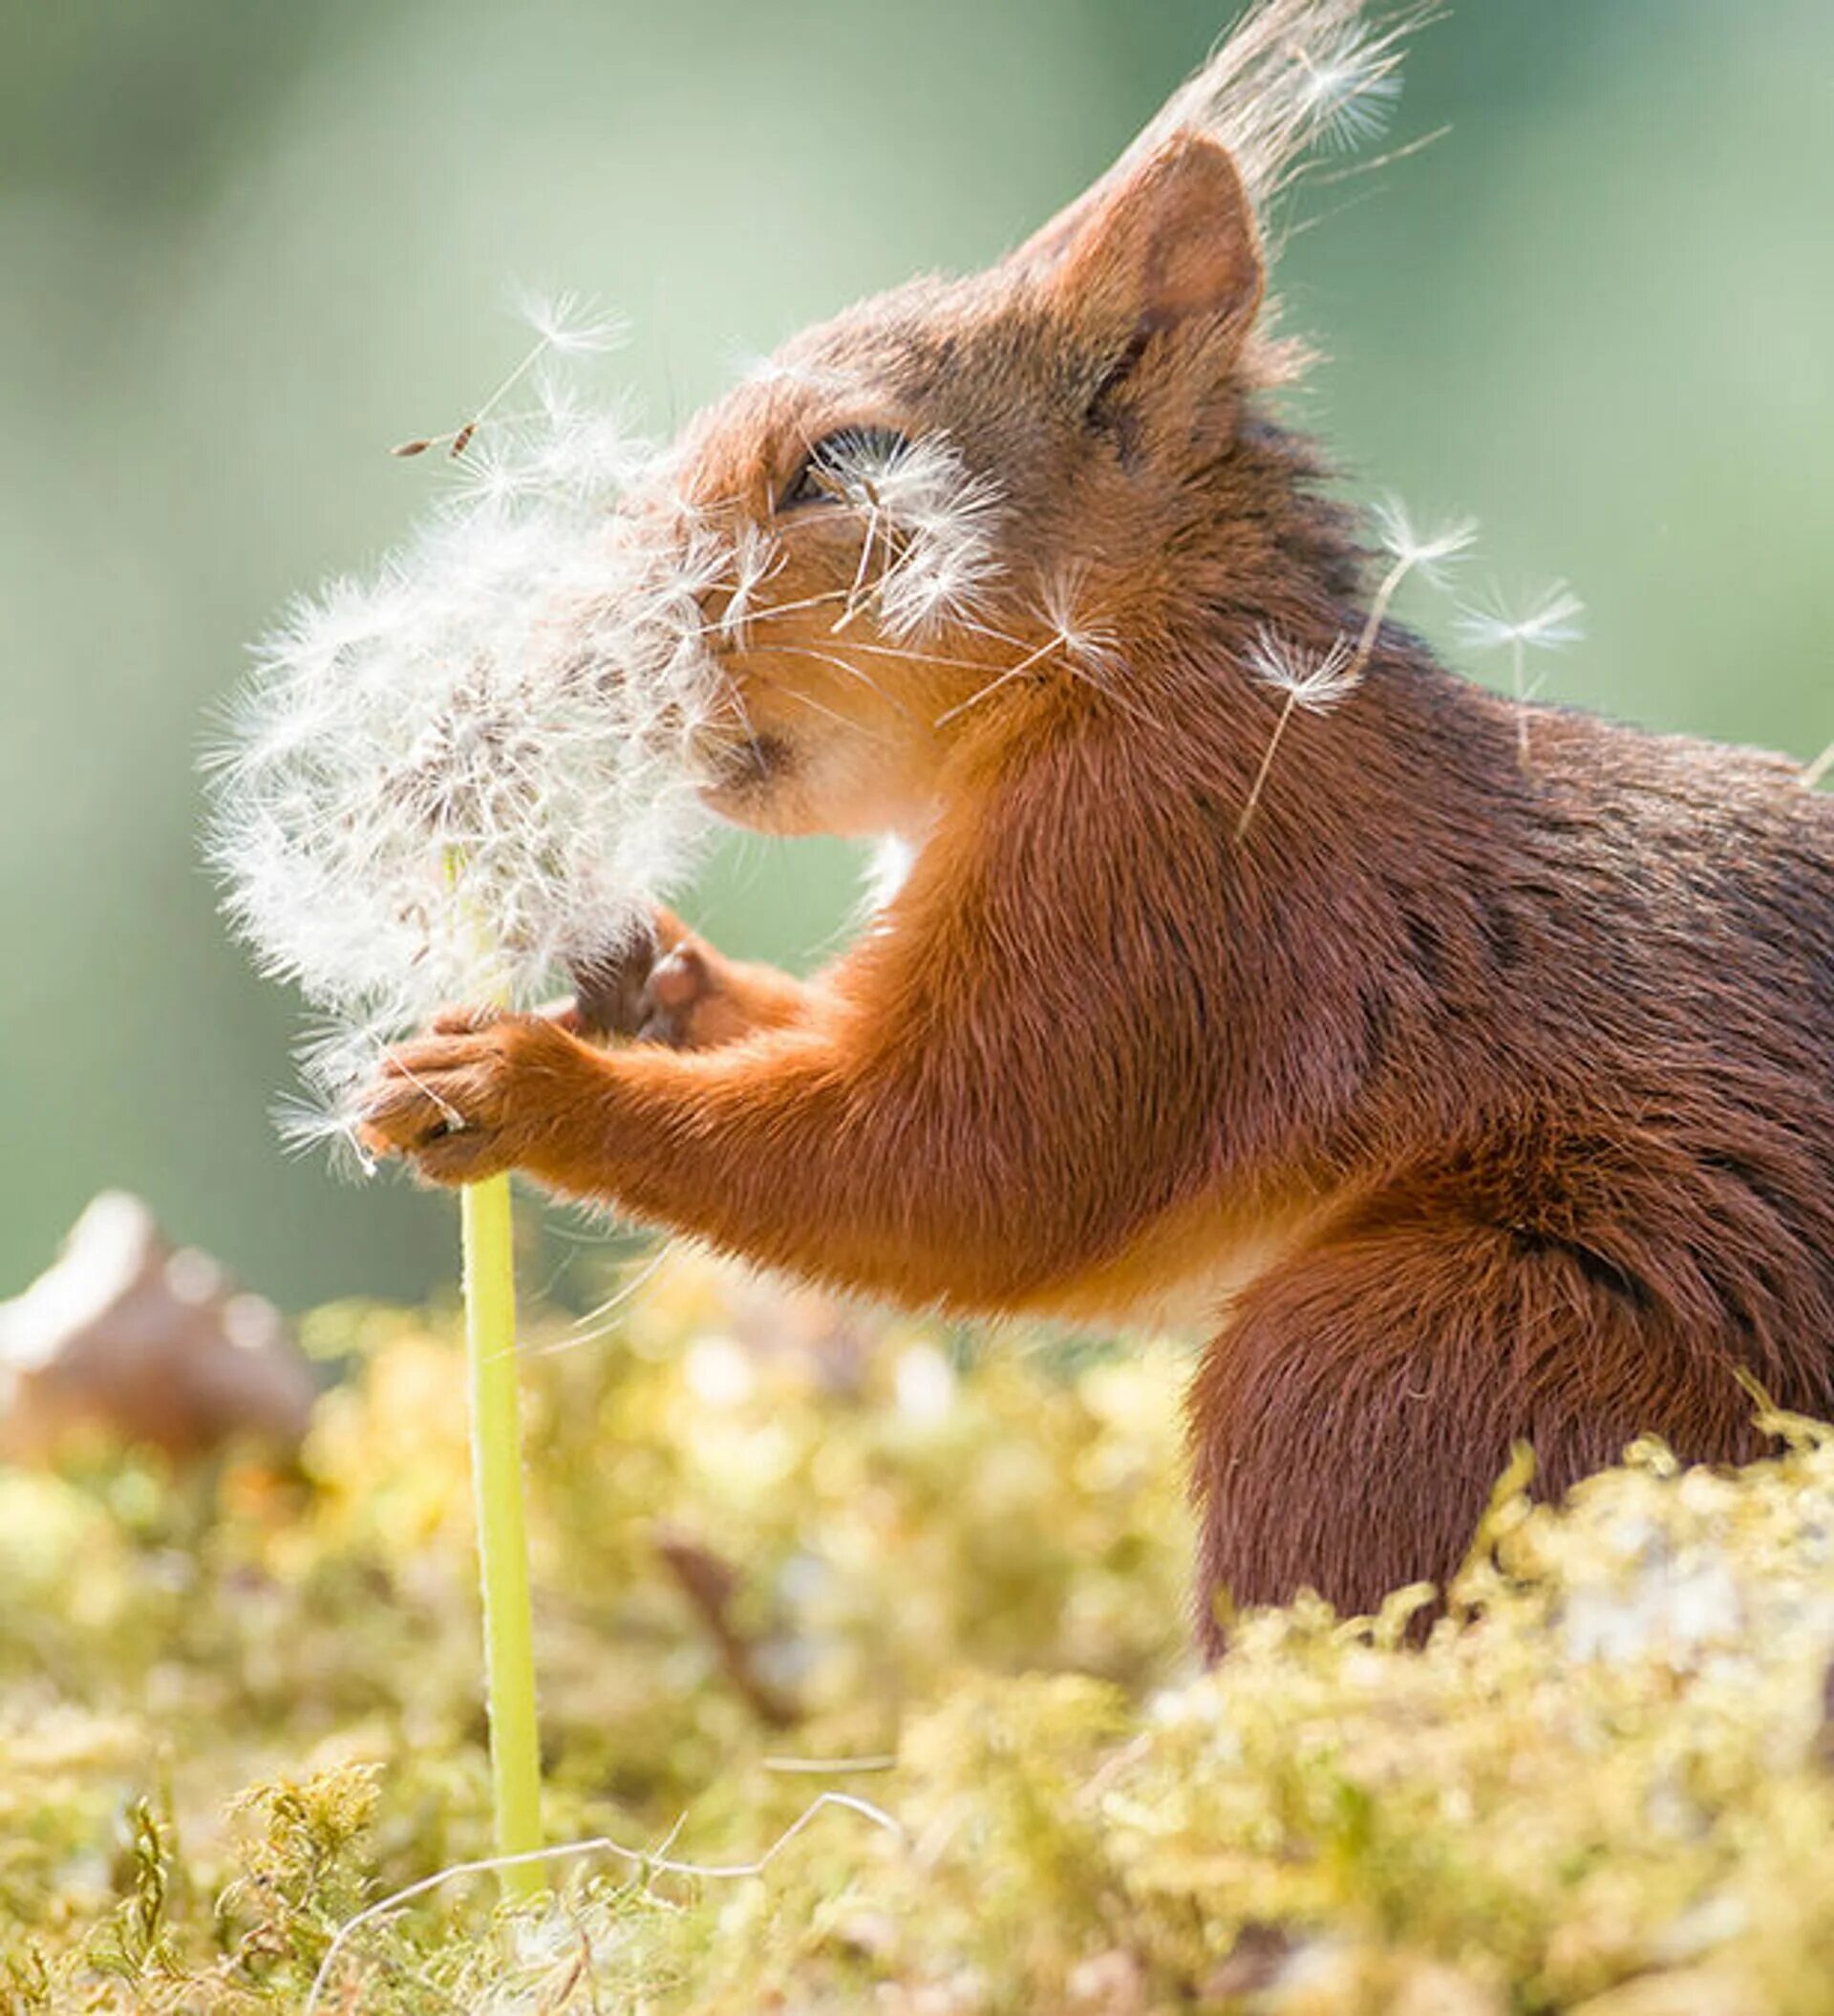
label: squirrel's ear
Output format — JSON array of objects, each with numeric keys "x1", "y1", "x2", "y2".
[{"x1": 1021, "y1": 131, "x2": 1264, "y2": 340}]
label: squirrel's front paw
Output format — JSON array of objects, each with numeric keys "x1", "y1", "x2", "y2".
[
  {"x1": 569, "y1": 909, "x2": 726, "y2": 1050},
  {"x1": 354, "y1": 1007, "x2": 590, "y2": 1186}
]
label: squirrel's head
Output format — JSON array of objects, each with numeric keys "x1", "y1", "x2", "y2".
[
  {"x1": 653, "y1": 133, "x2": 1270, "y2": 838},
  {"x1": 629, "y1": 2, "x2": 1424, "y2": 837}
]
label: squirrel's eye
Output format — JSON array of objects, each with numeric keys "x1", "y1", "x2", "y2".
[{"x1": 778, "y1": 424, "x2": 909, "y2": 511}]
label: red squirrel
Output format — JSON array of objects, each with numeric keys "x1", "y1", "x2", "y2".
[{"x1": 356, "y1": 2, "x2": 1834, "y2": 1645}]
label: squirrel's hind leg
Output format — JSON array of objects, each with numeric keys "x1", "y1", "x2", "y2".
[{"x1": 1185, "y1": 1215, "x2": 1763, "y2": 1655}]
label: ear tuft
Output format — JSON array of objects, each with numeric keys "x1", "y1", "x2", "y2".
[{"x1": 1030, "y1": 131, "x2": 1264, "y2": 339}]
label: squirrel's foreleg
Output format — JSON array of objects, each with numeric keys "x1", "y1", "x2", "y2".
[{"x1": 359, "y1": 1003, "x2": 1160, "y2": 1313}]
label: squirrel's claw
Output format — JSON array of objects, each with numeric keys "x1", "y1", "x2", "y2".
[{"x1": 354, "y1": 1014, "x2": 581, "y2": 1186}]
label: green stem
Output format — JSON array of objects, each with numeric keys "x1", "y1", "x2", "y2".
[{"x1": 460, "y1": 1171, "x2": 544, "y2": 1900}]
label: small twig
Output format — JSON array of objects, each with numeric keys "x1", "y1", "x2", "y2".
[
  {"x1": 304, "y1": 1792, "x2": 905, "y2": 2016},
  {"x1": 653, "y1": 1526, "x2": 800, "y2": 1727},
  {"x1": 762, "y1": 1753, "x2": 899, "y2": 1775}
]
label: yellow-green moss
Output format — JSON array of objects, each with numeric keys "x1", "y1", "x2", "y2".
[{"x1": 0, "y1": 1249, "x2": 1829, "y2": 2013}]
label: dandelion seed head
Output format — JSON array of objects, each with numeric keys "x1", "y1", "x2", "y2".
[
  {"x1": 217, "y1": 293, "x2": 1020, "y2": 1163},
  {"x1": 209, "y1": 350, "x2": 742, "y2": 1153}
]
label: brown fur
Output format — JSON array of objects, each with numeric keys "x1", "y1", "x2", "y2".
[{"x1": 356, "y1": 122, "x2": 1834, "y2": 1648}]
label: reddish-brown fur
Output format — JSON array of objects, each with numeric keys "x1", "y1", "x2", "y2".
[{"x1": 356, "y1": 117, "x2": 1834, "y2": 1650}]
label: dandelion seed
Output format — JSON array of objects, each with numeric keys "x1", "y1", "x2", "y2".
[
  {"x1": 1455, "y1": 583, "x2": 1587, "y2": 655},
  {"x1": 1235, "y1": 630, "x2": 1360, "y2": 841},
  {"x1": 1219, "y1": 490, "x2": 1473, "y2": 825},
  {"x1": 1292, "y1": 24, "x2": 1406, "y2": 153},
  {"x1": 878, "y1": 534, "x2": 998, "y2": 642},
  {"x1": 716, "y1": 523, "x2": 784, "y2": 643},
  {"x1": 390, "y1": 291, "x2": 626, "y2": 466},
  {"x1": 809, "y1": 431, "x2": 1002, "y2": 641},
  {"x1": 1370, "y1": 494, "x2": 1479, "y2": 586},
  {"x1": 513, "y1": 287, "x2": 628, "y2": 358},
  {"x1": 1038, "y1": 568, "x2": 1123, "y2": 679},
  {"x1": 1341, "y1": 492, "x2": 1480, "y2": 686},
  {"x1": 1248, "y1": 629, "x2": 1361, "y2": 711},
  {"x1": 932, "y1": 570, "x2": 1115, "y2": 728},
  {"x1": 1456, "y1": 582, "x2": 1586, "y2": 765},
  {"x1": 272, "y1": 1089, "x2": 377, "y2": 1179}
]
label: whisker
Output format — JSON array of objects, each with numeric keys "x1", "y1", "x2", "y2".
[
  {"x1": 949, "y1": 612, "x2": 1040, "y2": 654},
  {"x1": 841, "y1": 639, "x2": 1010, "y2": 674},
  {"x1": 532, "y1": 1246, "x2": 673, "y2": 1357},
  {"x1": 731, "y1": 587, "x2": 858, "y2": 626},
  {"x1": 710, "y1": 653, "x2": 899, "y2": 741},
  {"x1": 778, "y1": 686, "x2": 890, "y2": 736},
  {"x1": 831, "y1": 506, "x2": 885, "y2": 633},
  {"x1": 746, "y1": 643, "x2": 918, "y2": 720},
  {"x1": 745, "y1": 627, "x2": 1013, "y2": 676},
  {"x1": 704, "y1": 678, "x2": 762, "y2": 749}
]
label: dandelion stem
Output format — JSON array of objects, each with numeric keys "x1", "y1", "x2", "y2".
[
  {"x1": 1802, "y1": 740, "x2": 1834, "y2": 791},
  {"x1": 452, "y1": 334, "x2": 555, "y2": 451},
  {"x1": 932, "y1": 633, "x2": 1059, "y2": 727},
  {"x1": 460, "y1": 1168, "x2": 544, "y2": 1901},
  {"x1": 1234, "y1": 692, "x2": 1299, "y2": 841},
  {"x1": 1349, "y1": 554, "x2": 1411, "y2": 679},
  {"x1": 1513, "y1": 637, "x2": 1530, "y2": 766}
]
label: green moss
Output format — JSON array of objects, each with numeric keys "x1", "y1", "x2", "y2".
[{"x1": 0, "y1": 1249, "x2": 1829, "y2": 2012}]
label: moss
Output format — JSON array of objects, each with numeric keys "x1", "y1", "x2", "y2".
[{"x1": 0, "y1": 1248, "x2": 1830, "y2": 2012}]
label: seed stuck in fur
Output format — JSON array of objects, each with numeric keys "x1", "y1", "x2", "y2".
[{"x1": 1456, "y1": 583, "x2": 1586, "y2": 763}]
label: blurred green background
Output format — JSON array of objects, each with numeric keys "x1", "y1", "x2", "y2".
[{"x1": 1, "y1": 1, "x2": 1828, "y2": 1310}]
